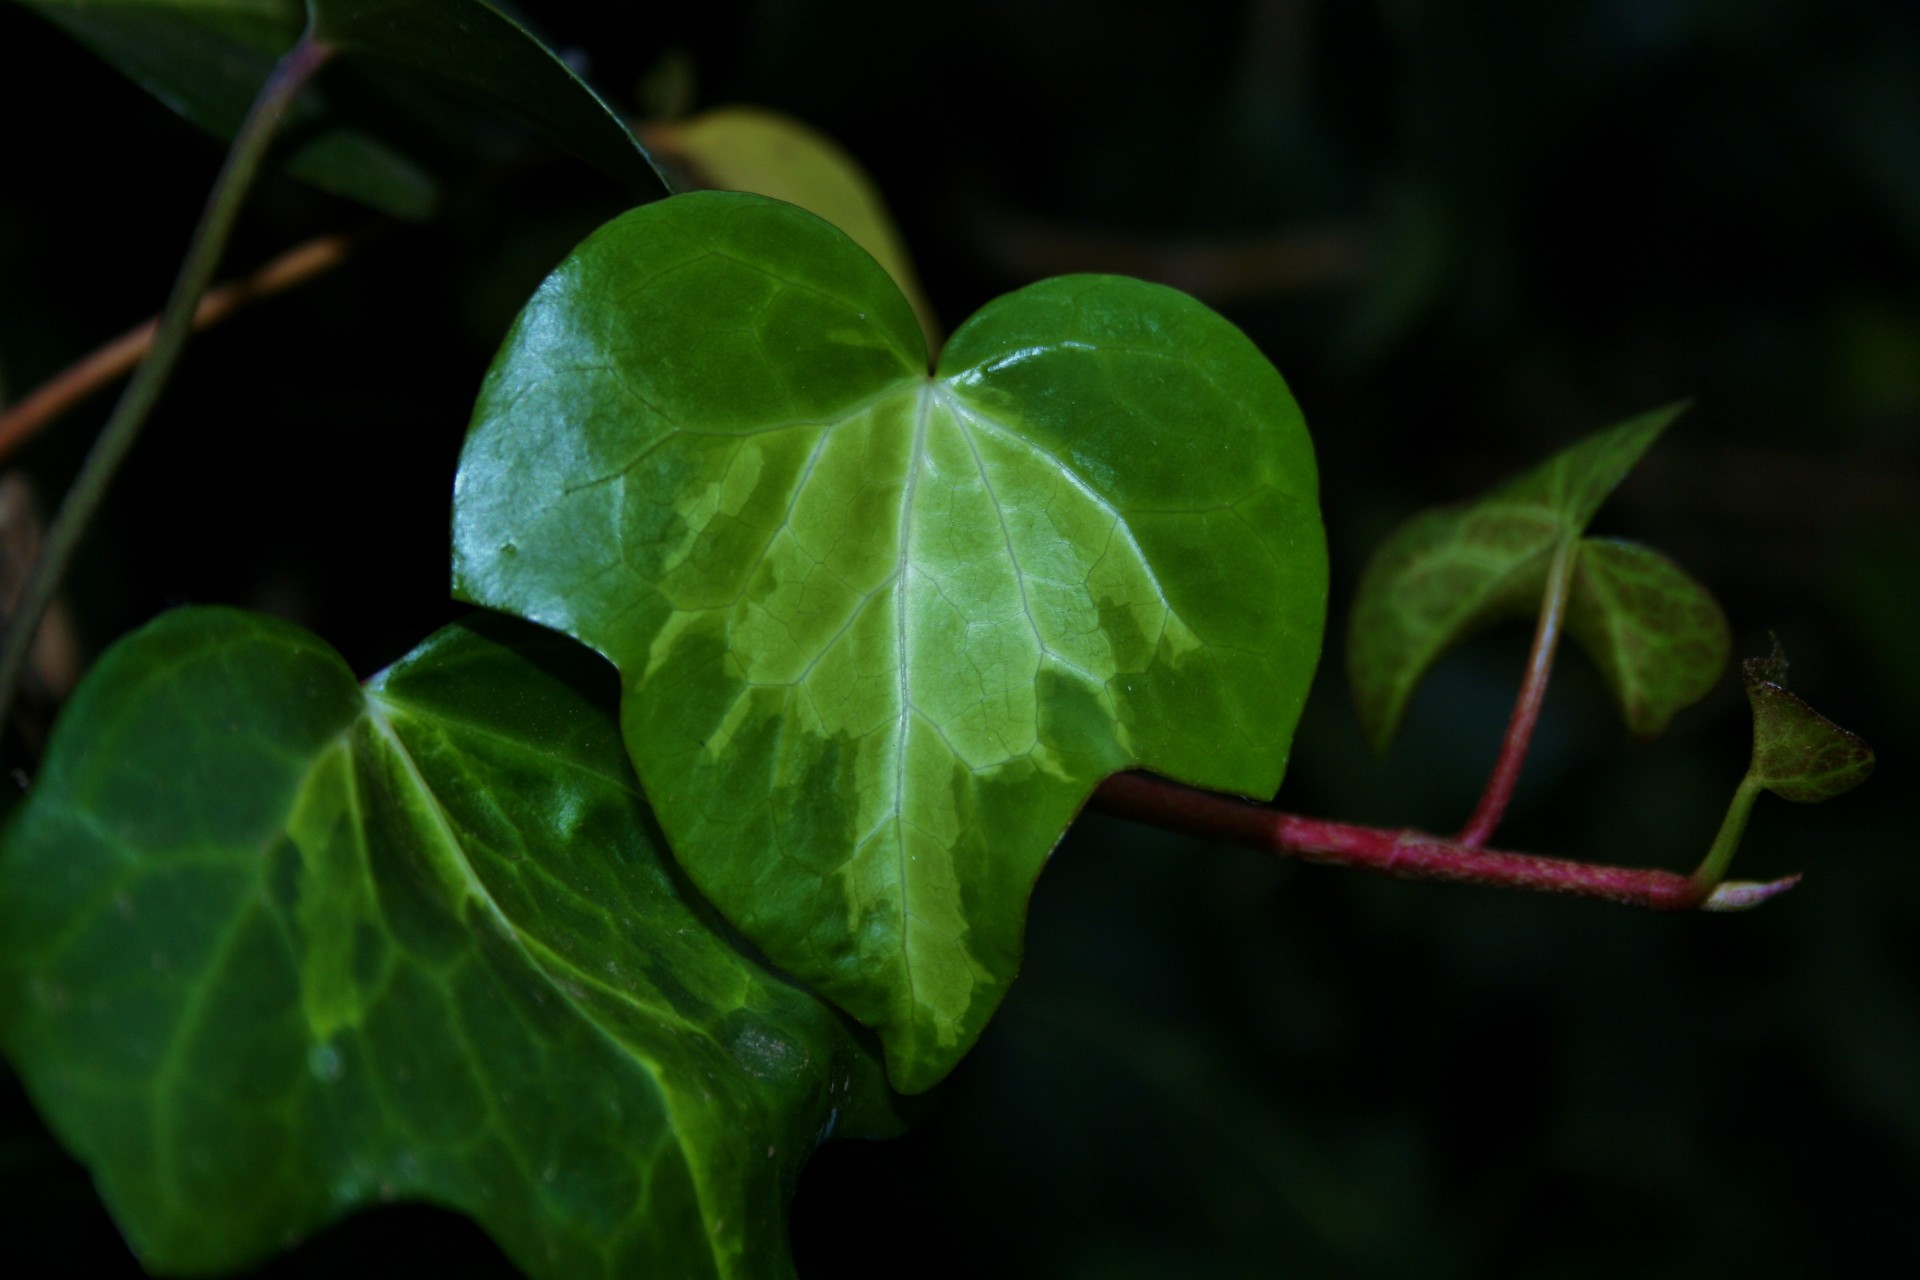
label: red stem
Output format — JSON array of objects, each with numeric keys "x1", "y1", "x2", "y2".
[
  {"x1": 1456, "y1": 540, "x2": 1575, "y2": 847},
  {"x1": 1093, "y1": 772, "x2": 1796, "y2": 911}
]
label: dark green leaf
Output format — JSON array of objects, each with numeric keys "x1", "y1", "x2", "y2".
[
  {"x1": 452, "y1": 190, "x2": 1328, "y2": 1093},
  {"x1": 0, "y1": 608, "x2": 895, "y2": 1278},
  {"x1": 1564, "y1": 538, "x2": 1729, "y2": 738},
  {"x1": 307, "y1": 0, "x2": 669, "y2": 199},
  {"x1": 19, "y1": 0, "x2": 436, "y2": 219},
  {"x1": 1743, "y1": 645, "x2": 1875, "y2": 802},
  {"x1": 18, "y1": 0, "x2": 668, "y2": 221},
  {"x1": 1347, "y1": 403, "x2": 1686, "y2": 754}
]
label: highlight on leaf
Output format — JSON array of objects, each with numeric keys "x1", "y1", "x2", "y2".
[{"x1": 452, "y1": 189, "x2": 1329, "y2": 1094}]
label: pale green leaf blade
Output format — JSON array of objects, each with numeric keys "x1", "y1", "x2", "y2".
[
  {"x1": 1565, "y1": 537, "x2": 1730, "y2": 737},
  {"x1": 1346, "y1": 403, "x2": 1686, "y2": 754},
  {"x1": 453, "y1": 190, "x2": 1328, "y2": 1093},
  {"x1": 1743, "y1": 646, "x2": 1875, "y2": 802},
  {"x1": 19, "y1": 0, "x2": 436, "y2": 219},
  {"x1": 0, "y1": 608, "x2": 895, "y2": 1278}
]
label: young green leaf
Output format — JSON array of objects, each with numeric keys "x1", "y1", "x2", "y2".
[
  {"x1": 1347, "y1": 403, "x2": 1687, "y2": 754},
  {"x1": 19, "y1": 0, "x2": 436, "y2": 218},
  {"x1": 1565, "y1": 538, "x2": 1729, "y2": 738},
  {"x1": 453, "y1": 190, "x2": 1328, "y2": 1093},
  {"x1": 1690, "y1": 643, "x2": 1875, "y2": 894},
  {"x1": 0, "y1": 608, "x2": 895, "y2": 1279},
  {"x1": 1743, "y1": 646, "x2": 1876, "y2": 802}
]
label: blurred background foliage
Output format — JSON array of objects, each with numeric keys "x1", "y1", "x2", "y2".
[{"x1": 1, "y1": 0, "x2": 1915, "y2": 1274}]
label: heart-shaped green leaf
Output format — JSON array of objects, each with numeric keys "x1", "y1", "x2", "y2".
[
  {"x1": 1347, "y1": 403, "x2": 1692, "y2": 753},
  {"x1": 20, "y1": 0, "x2": 667, "y2": 221},
  {"x1": 1565, "y1": 538, "x2": 1730, "y2": 738},
  {"x1": 0, "y1": 608, "x2": 896, "y2": 1278},
  {"x1": 452, "y1": 190, "x2": 1328, "y2": 1092},
  {"x1": 1743, "y1": 646, "x2": 1876, "y2": 802}
]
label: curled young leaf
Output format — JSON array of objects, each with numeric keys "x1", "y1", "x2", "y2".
[
  {"x1": 0, "y1": 609, "x2": 894, "y2": 1279},
  {"x1": 453, "y1": 190, "x2": 1328, "y2": 1092},
  {"x1": 1743, "y1": 646, "x2": 1875, "y2": 802},
  {"x1": 1347, "y1": 403, "x2": 1687, "y2": 754}
]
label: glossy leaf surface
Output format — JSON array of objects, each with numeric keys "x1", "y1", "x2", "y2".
[
  {"x1": 1743, "y1": 646, "x2": 1875, "y2": 802},
  {"x1": 1347, "y1": 403, "x2": 1693, "y2": 753},
  {"x1": 644, "y1": 106, "x2": 938, "y2": 346},
  {"x1": 0, "y1": 608, "x2": 895, "y2": 1278},
  {"x1": 1565, "y1": 538, "x2": 1729, "y2": 738},
  {"x1": 19, "y1": 0, "x2": 435, "y2": 218},
  {"x1": 453, "y1": 191, "x2": 1327, "y2": 1092}
]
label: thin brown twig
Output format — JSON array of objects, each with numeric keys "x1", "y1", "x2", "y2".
[{"x1": 0, "y1": 232, "x2": 354, "y2": 467}]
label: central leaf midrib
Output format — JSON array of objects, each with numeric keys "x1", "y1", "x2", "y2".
[{"x1": 888, "y1": 381, "x2": 934, "y2": 1010}]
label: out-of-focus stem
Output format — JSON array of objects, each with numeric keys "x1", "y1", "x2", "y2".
[{"x1": 0, "y1": 33, "x2": 336, "y2": 731}]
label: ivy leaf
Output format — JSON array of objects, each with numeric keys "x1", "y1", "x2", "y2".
[
  {"x1": 1347, "y1": 403, "x2": 1691, "y2": 754},
  {"x1": 452, "y1": 190, "x2": 1328, "y2": 1093},
  {"x1": 19, "y1": 0, "x2": 667, "y2": 221},
  {"x1": 1565, "y1": 538, "x2": 1730, "y2": 739},
  {"x1": 1743, "y1": 644, "x2": 1876, "y2": 802},
  {"x1": 19, "y1": 0, "x2": 435, "y2": 219},
  {"x1": 0, "y1": 608, "x2": 896, "y2": 1278},
  {"x1": 643, "y1": 106, "x2": 940, "y2": 347}
]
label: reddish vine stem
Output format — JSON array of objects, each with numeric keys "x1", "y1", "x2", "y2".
[
  {"x1": 1093, "y1": 771, "x2": 1799, "y2": 911},
  {"x1": 1456, "y1": 539, "x2": 1575, "y2": 847}
]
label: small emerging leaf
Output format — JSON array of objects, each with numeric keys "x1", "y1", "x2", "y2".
[
  {"x1": 0, "y1": 609, "x2": 895, "y2": 1278},
  {"x1": 1744, "y1": 645, "x2": 1875, "y2": 802},
  {"x1": 1565, "y1": 538, "x2": 1729, "y2": 738},
  {"x1": 454, "y1": 190, "x2": 1328, "y2": 1093},
  {"x1": 644, "y1": 106, "x2": 939, "y2": 347},
  {"x1": 1347, "y1": 403, "x2": 1687, "y2": 754}
]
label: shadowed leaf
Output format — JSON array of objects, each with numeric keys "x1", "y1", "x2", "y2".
[
  {"x1": 19, "y1": 0, "x2": 435, "y2": 218},
  {"x1": 1565, "y1": 538, "x2": 1729, "y2": 738},
  {"x1": 18, "y1": 0, "x2": 668, "y2": 221},
  {"x1": 452, "y1": 190, "x2": 1328, "y2": 1092},
  {"x1": 1347, "y1": 403, "x2": 1687, "y2": 754},
  {"x1": 307, "y1": 0, "x2": 668, "y2": 199},
  {"x1": 0, "y1": 608, "x2": 895, "y2": 1279}
]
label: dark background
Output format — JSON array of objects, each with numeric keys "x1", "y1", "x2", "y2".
[{"x1": 3, "y1": 0, "x2": 1916, "y2": 1275}]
